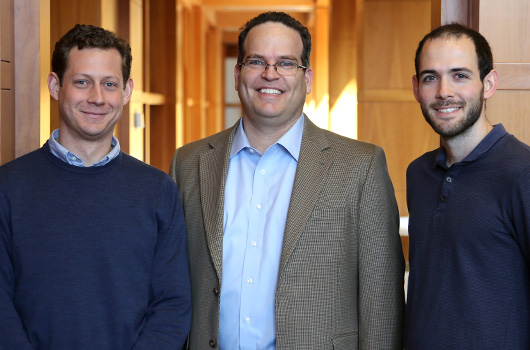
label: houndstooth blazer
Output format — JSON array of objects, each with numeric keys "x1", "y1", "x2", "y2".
[{"x1": 169, "y1": 115, "x2": 404, "y2": 350}]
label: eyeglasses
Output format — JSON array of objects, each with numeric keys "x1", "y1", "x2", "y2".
[{"x1": 238, "y1": 59, "x2": 307, "y2": 76}]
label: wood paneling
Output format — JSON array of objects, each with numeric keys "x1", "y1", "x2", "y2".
[
  {"x1": 488, "y1": 91, "x2": 530, "y2": 144},
  {"x1": 328, "y1": 0, "x2": 360, "y2": 139},
  {"x1": 14, "y1": 0, "x2": 49, "y2": 158},
  {"x1": 148, "y1": 0, "x2": 177, "y2": 172},
  {"x1": 478, "y1": 0, "x2": 530, "y2": 145},
  {"x1": 309, "y1": 3, "x2": 329, "y2": 130},
  {"x1": 358, "y1": 0, "x2": 435, "y2": 216},
  {"x1": 495, "y1": 63, "x2": 530, "y2": 90},
  {"x1": 432, "y1": 0, "x2": 480, "y2": 28},
  {"x1": 359, "y1": 101, "x2": 439, "y2": 214},
  {"x1": 182, "y1": 5, "x2": 206, "y2": 144},
  {"x1": 479, "y1": 0, "x2": 530, "y2": 61},
  {"x1": 1, "y1": 89, "x2": 14, "y2": 163},
  {"x1": 1, "y1": 0, "x2": 13, "y2": 61},
  {"x1": 205, "y1": 26, "x2": 223, "y2": 137}
]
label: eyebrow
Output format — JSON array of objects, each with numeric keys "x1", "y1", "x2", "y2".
[
  {"x1": 245, "y1": 54, "x2": 298, "y2": 61},
  {"x1": 419, "y1": 67, "x2": 474, "y2": 76}
]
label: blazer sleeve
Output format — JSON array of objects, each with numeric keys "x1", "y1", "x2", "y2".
[{"x1": 357, "y1": 147, "x2": 405, "y2": 349}]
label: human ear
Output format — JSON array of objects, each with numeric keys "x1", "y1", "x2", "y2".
[
  {"x1": 48, "y1": 73, "x2": 61, "y2": 101},
  {"x1": 483, "y1": 69, "x2": 498, "y2": 100}
]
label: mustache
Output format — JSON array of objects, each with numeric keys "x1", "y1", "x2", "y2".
[{"x1": 429, "y1": 100, "x2": 465, "y2": 109}]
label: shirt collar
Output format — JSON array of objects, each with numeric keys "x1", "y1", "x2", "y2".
[
  {"x1": 48, "y1": 129, "x2": 121, "y2": 167},
  {"x1": 435, "y1": 124, "x2": 507, "y2": 169},
  {"x1": 230, "y1": 115, "x2": 305, "y2": 161}
]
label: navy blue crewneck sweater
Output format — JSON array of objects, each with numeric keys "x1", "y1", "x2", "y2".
[{"x1": 0, "y1": 142, "x2": 191, "y2": 349}]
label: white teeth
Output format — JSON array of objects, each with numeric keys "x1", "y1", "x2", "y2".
[
  {"x1": 438, "y1": 107, "x2": 459, "y2": 113},
  {"x1": 259, "y1": 88, "x2": 282, "y2": 95}
]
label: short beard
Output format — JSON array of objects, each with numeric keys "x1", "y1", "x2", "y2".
[{"x1": 421, "y1": 91, "x2": 484, "y2": 138}]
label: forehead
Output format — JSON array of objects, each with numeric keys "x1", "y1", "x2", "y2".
[
  {"x1": 244, "y1": 22, "x2": 303, "y2": 59},
  {"x1": 419, "y1": 36, "x2": 479, "y2": 72},
  {"x1": 65, "y1": 47, "x2": 123, "y2": 79}
]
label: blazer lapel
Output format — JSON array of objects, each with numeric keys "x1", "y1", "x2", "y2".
[
  {"x1": 279, "y1": 116, "x2": 332, "y2": 276},
  {"x1": 199, "y1": 126, "x2": 237, "y2": 281}
]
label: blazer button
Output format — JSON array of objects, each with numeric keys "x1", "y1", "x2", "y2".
[
  {"x1": 213, "y1": 288, "x2": 220, "y2": 296},
  {"x1": 209, "y1": 339, "x2": 217, "y2": 348}
]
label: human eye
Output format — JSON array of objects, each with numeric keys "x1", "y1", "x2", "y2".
[
  {"x1": 103, "y1": 81, "x2": 119, "y2": 89},
  {"x1": 74, "y1": 80, "x2": 89, "y2": 87},
  {"x1": 246, "y1": 59, "x2": 266, "y2": 67},
  {"x1": 422, "y1": 75, "x2": 437, "y2": 83},
  {"x1": 454, "y1": 73, "x2": 469, "y2": 80},
  {"x1": 277, "y1": 61, "x2": 297, "y2": 70}
]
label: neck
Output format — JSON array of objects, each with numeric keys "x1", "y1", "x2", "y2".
[
  {"x1": 242, "y1": 114, "x2": 302, "y2": 154},
  {"x1": 441, "y1": 118, "x2": 493, "y2": 167},
  {"x1": 58, "y1": 135, "x2": 113, "y2": 167}
]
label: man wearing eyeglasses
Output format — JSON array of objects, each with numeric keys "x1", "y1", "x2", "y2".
[{"x1": 170, "y1": 11, "x2": 404, "y2": 350}]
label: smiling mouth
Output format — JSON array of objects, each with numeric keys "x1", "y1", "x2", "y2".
[
  {"x1": 258, "y1": 88, "x2": 282, "y2": 95},
  {"x1": 437, "y1": 107, "x2": 461, "y2": 113},
  {"x1": 82, "y1": 111, "x2": 109, "y2": 116}
]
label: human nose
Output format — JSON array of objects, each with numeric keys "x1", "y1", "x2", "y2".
[
  {"x1": 262, "y1": 63, "x2": 280, "y2": 79},
  {"x1": 87, "y1": 85, "x2": 105, "y2": 105},
  {"x1": 436, "y1": 77, "x2": 454, "y2": 99}
]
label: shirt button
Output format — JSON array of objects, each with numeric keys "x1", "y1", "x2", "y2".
[
  {"x1": 247, "y1": 278, "x2": 253, "y2": 284},
  {"x1": 446, "y1": 177, "x2": 452, "y2": 182},
  {"x1": 213, "y1": 288, "x2": 220, "y2": 296},
  {"x1": 245, "y1": 317, "x2": 251, "y2": 323},
  {"x1": 249, "y1": 149, "x2": 254, "y2": 153},
  {"x1": 209, "y1": 339, "x2": 217, "y2": 348},
  {"x1": 251, "y1": 241, "x2": 257, "y2": 247},
  {"x1": 440, "y1": 196, "x2": 446, "y2": 203},
  {"x1": 256, "y1": 204, "x2": 261, "y2": 210},
  {"x1": 260, "y1": 169, "x2": 266, "y2": 175}
]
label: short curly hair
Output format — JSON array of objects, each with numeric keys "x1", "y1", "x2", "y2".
[{"x1": 52, "y1": 24, "x2": 132, "y2": 86}]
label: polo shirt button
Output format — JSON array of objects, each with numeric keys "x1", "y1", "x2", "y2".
[{"x1": 209, "y1": 339, "x2": 217, "y2": 348}]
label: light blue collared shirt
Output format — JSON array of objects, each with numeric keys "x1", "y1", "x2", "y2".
[
  {"x1": 220, "y1": 116, "x2": 304, "y2": 350},
  {"x1": 48, "y1": 129, "x2": 120, "y2": 167}
]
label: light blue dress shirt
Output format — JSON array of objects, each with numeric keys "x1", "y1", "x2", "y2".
[
  {"x1": 220, "y1": 116, "x2": 304, "y2": 350},
  {"x1": 48, "y1": 129, "x2": 120, "y2": 167}
]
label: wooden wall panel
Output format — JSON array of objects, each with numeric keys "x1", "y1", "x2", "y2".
[
  {"x1": 362, "y1": 1, "x2": 430, "y2": 90},
  {"x1": 127, "y1": 0, "x2": 145, "y2": 161},
  {"x1": 478, "y1": 0, "x2": 530, "y2": 145},
  {"x1": 1, "y1": 0, "x2": 13, "y2": 61},
  {"x1": 148, "y1": 0, "x2": 177, "y2": 172},
  {"x1": 359, "y1": 101, "x2": 438, "y2": 213},
  {"x1": 1, "y1": 89, "x2": 14, "y2": 163},
  {"x1": 14, "y1": 0, "x2": 49, "y2": 158},
  {"x1": 182, "y1": 6, "x2": 206, "y2": 144},
  {"x1": 358, "y1": 0, "x2": 434, "y2": 216},
  {"x1": 205, "y1": 25, "x2": 223, "y2": 137},
  {"x1": 328, "y1": 0, "x2": 360, "y2": 139},
  {"x1": 487, "y1": 91, "x2": 530, "y2": 142},
  {"x1": 0, "y1": 0, "x2": 14, "y2": 164},
  {"x1": 479, "y1": 0, "x2": 530, "y2": 61}
]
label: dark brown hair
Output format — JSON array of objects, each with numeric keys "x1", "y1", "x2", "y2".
[
  {"x1": 237, "y1": 12, "x2": 311, "y2": 68},
  {"x1": 52, "y1": 24, "x2": 132, "y2": 86},
  {"x1": 415, "y1": 23, "x2": 493, "y2": 81}
]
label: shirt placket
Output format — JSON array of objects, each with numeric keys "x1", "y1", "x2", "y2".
[{"x1": 239, "y1": 153, "x2": 269, "y2": 349}]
